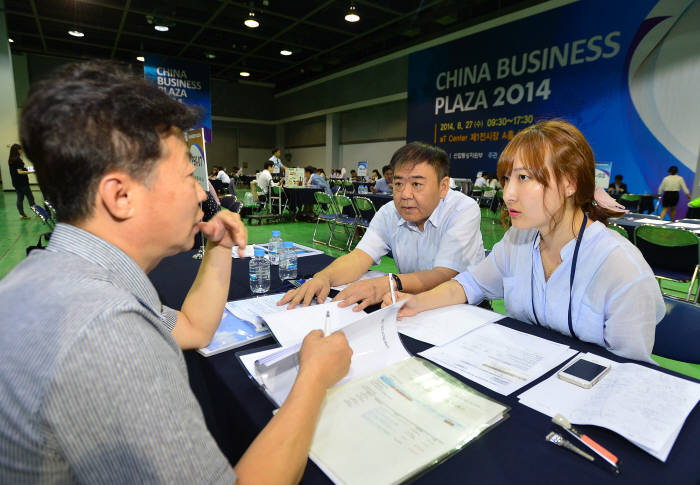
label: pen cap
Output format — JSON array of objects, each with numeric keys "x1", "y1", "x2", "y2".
[{"x1": 552, "y1": 414, "x2": 572, "y2": 430}]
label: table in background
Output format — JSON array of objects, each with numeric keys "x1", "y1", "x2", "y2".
[
  {"x1": 283, "y1": 187, "x2": 321, "y2": 213},
  {"x1": 148, "y1": 251, "x2": 700, "y2": 485},
  {"x1": 610, "y1": 213, "x2": 700, "y2": 240}
]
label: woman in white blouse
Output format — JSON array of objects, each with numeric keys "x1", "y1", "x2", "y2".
[
  {"x1": 385, "y1": 120, "x2": 665, "y2": 363},
  {"x1": 658, "y1": 165, "x2": 690, "y2": 221}
]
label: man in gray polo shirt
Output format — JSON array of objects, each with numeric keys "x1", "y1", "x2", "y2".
[{"x1": 0, "y1": 62, "x2": 352, "y2": 484}]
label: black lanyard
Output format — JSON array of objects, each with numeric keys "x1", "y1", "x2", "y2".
[{"x1": 531, "y1": 213, "x2": 588, "y2": 339}]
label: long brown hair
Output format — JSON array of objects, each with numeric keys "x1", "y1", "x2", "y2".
[
  {"x1": 8, "y1": 144, "x2": 22, "y2": 164},
  {"x1": 497, "y1": 119, "x2": 619, "y2": 231}
]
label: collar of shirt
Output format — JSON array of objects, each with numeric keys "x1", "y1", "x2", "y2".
[
  {"x1": 46, "y1": 223, "x2": 163, "y2": 316},
  {"x1": 395, "y1": 192, "x2": 448, "y2": 232}
]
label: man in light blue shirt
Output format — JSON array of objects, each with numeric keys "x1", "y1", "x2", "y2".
[
  {"x1": 280, "y1": 142, "x2": 484, "y2": 311},
  {"x1": 372, "y1": 164, "x2": 394, "y2": 193},
  {"x1": 305, "y1": 165, "x2": 333, "y2": 196}
]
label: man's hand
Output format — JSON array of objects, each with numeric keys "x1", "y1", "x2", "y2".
[
  {"x1": 197, "y1": 210, "x2": 247, "y2": 257},
  {"x1": 297, "y1": 330, "x2": 352, "y2": 389},
  {"x1": 381, "y1": 291, "x2": 421, "y2": 319},
  {"x1": 278, "y1": 275, "x2": 331, "y2": 309},
  {"x1": 333, "y1": 276, "x2": 389, "y2": 312}
]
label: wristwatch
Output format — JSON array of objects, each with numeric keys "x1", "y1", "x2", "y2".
[{"x1": 391, "y1": 273, "x2": 403, "y2": 292}]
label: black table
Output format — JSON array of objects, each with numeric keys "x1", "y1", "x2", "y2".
[
  {"x1": 149, "y1": 251, "x2": 700, "y2": 484},
  {"x1": 610, "y1": 213, "x2": 700, "y2": 241},
  {"x1": 284, "y1": 187, "x2": 321, "y2": 213}
]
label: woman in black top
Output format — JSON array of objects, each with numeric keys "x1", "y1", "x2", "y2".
[{"x1": 8, "y1": 144, "x2": 35, "y2": 220}]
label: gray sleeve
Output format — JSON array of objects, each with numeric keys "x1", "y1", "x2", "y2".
[
  {"x1": 42, "y1": 313, "x2": 236, "y2": 485},
  {"x1": 160, "y1": 305, "x2": 179, "y2": 332}
]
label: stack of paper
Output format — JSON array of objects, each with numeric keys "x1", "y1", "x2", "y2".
[
  {"x1": 419, "y1": 324, "x2": 578, "y2": 395},
  {"x1": 397, "y1": 303, "x2": 503, "y2": 346},
  {"x1": 238, "y1": 303, "x2": 509, "y2": 485},
  {"x1": 518, "y1": 352, "x2": 700, "y2": 461},
  {"x1": 225, "y1": 294, "x2": 330, "y2": 331}
]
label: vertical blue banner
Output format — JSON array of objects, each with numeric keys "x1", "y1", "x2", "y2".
[
  {"x1": 407, "y1": 0, "x2": 699, "y2": 215},
  {"x1": 144, "y1": 55, "x2": 212, "y2": 143}
]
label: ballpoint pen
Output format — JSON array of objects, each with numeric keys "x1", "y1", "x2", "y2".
[
  {"x1": 389, "y1": 274, "x2": 396, "y2": 304},
  {"x1": 552, "y1": 414, "x2": 620, "y2": 474},
  {"x1": 324, "y1": 310, "x2": 331, "y2": 337},
  {"x1": 546, "y1": 431, "x2": 594, "y2": 461}
]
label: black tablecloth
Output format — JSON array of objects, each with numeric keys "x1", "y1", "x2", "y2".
[
  {"x1": 285, "y1": 187, "x2": 321, "y2": 212},
  {"x1": 148, "y1": 251, "x2": 700, "y2": 484},
  {"x1": 610, "y1": 214, "x2": 700, "y2": 240}
]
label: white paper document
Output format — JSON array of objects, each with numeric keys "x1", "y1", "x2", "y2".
[
  {"x1": 397, "y1": 304, "x2": 502, "y2": 346},
  {"x1": 240, "y1": 303, "x2": 410, "y2": 406},
  {"x1": 419, "y1": 324, "x2": 578, "y2": 395},
  {"x1": 518, "y1": 352, "x2": 700, "y2": 462},
  {"x1": 261, "y1": 301, "x2": 367, "y2": 347},
  {"x1": 331, "y1": 270, "x2": 388, "y2": 291},
  {"x1": 667, "y1": 222, "x2": 700, "y2": 229},
  {"x1": 633, "y1": 218, "x2": 670, "y2": 224},
  {"x1": 225, "y1": 294, "x2": 331, "y2": 331},
  {"x1": 309, "y1": 357, "x2": 508, "y2": 485}
]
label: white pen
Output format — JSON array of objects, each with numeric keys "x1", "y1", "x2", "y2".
[
  {"x1": 389, "y1": 274, "x2": 396, "y2": 304},
  {"x1": 324, "y1": 310, "x2": 331, "y2": 337}
]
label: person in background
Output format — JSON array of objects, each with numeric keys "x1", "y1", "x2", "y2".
[
  {"x1": 251, "y1": 160, "x2": 276, "y2": 202},
  {"x1": 306, "y1": 165, "x2": 333, "y2": 196},
  {"x1": 227, "y1": 167, "x2": 238, "y2": 199},
  {"x1": 474, "y1": 171, "x2": 488, "y2": 188},
  {"x1": 317, "y1": 168, "x2": 327, "y2": 179},
  {"x1": 7, "y1": 143, "x2": 36, "y2": 220},
  {"x1": 658, "y1": 165, "x2": 690, "y2": 221},
  {"x1": 280, "y1": 142, "x2": 484, "y2": 311},
  {"x1": 269, "y1": 148, "x2": 286, "y2": 174},
  {"x1": 208, "y1": 167, "x2": 217, "y2": 180},
  {"x1": 0, "y1": 60, "x2": 352, "y2": 484},
  {"x1": 371, "y1": 165, "x2": 394, "y2": 194},
  {"x1": 349, "y1": 169, "x2": 358, "y2": 181},
  {"x1": 608, "y1": 174, "x2": 627, "y2": 198},
  {"x1": 488, "y1": 173, "x2": 502, "y2": 190},
  {"x1": 371, "y1": 169, "x2": 381, "y2": 182},
  {"x1": 215, "y1": 166, "x2": 230, "y2": 187},
  {"x1": 385, "y1": 120, "x2": 664, "y2": 363}
]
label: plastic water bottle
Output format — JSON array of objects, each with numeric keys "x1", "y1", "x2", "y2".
[
  {"x1": 249, "y1": 248, "x2": 270, "y2": 294},
  {"x1": 279, "y1": 241, "x2": 298, "y2": 280},
  {"x1": 268, "y1": 230, "x2": 283, "y2": 265},
  {"x1": 243, "y1": 191, "x2": 254, "y2": 206}
]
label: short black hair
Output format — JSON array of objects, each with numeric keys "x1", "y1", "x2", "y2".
[
  {"x1": 20, "y1": 61, "x2": 201, "y2": 223},
  {"x1": 271, "y1": 148, "x2": 279, "y2": 155},
  {"x1": 264, "y1": 161, "x2": 274, "y2": 170},
  {"x1": 304, "y1": 165, "x2": 315, "y2": 174},
  {"x1": 381, "y1": 164, "x2": 392, "y2": 175},
  {"x1": 615, "y1": 174, "x2": 623, "y2": 181},
  {"x1": 389, "y1": 142, "x2": 449, "y2": 182},
  {"x1": 669, "y1": 166, "x2": 678, "y2": 175}
]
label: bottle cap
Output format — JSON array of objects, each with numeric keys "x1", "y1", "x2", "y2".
[
  {"x1": 283, "y1": 241, "x2": 293, "y2": 248},
  {"x1": 272, "y1": 230, "x2": 281, "y2": 237},
  {"x1": 254, "y1": 248, "x2": 266, "y2": 257}
]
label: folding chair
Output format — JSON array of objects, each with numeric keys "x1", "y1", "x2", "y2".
[
  {"x1": 608, "y1": 223, "x2": 629, "y2": 239},
  {"x1": 269, "y1": 185, "x2": 287, "y2": 215},
  {"x1": 312, "y1": 191, "x2": 339, "y2": 246},
  {"x1": 330, "y1": 194, "x2": 358, "y2": 251},
  {"x1": 350, "y1": 196, "x2": 377, "y2": 248},
  {"x1": 31, "y1": 204, "x2": 55, "y2": 230},
  {"x1": 255, "y1": 184, "x2": 269, "y2": 213},
  {"x1": 44, "y1": 200, "x2": 57, "y2": 222},
  {"x1": 652, "y1": 295, "x2": 700, "y2": 364},
  {"x1": 342, "y1": 180, "x2": 355, "y2": 195},
  {"x1": 619, "y1": 193, "x2": 641, "y2": 212},
  {"x1": 634, "y1": 225, "x2": 699, "y2": 301}
]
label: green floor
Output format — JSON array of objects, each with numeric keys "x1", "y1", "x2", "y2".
[{"x1": 1, "y1": 189, "x2": 698, "y2": 379}]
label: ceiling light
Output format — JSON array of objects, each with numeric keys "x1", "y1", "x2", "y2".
[
  {"x1": 68, "y1": 30, "x2": 85, "y2": 37},
  {"x1": 344, "y1": 4, "x2": 360, "y2": 23},
  {"x1": 244, "y1": 12, "x2": 259, "y2": 28},
  {"x1": 136, "y1": 56, "x2": 145, "y2": 62},
  {"x1": 205, "y1": 52, "x2": 216, "y2": 59},
  {"x1": 280, "y1": 49, "x2": 292, "y2": 56},
  {"x1": 154, "y1": 24, "x2": 169, "y2": 32},
  {"x1": 9, "y1": 38, "x2": 14, "y2": 43},
  {"x1": 239, "y1": 71, "x2": 250, "y2": 77}
]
